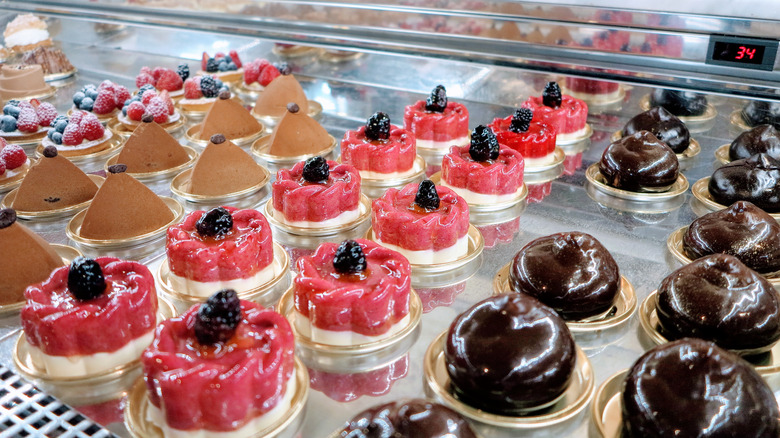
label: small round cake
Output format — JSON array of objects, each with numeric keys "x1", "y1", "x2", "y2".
[
  {"x1": 43, "y1": 111, "x2": 113, "y2": 157},
  {"x1": 445, "y1": 293, "x2": 576, "y2": 415},
  {"x1": 656, "y1": 254, "x2": 780, "y2": 351},
  {"x1": 742, "y1": 100, "x2": 780, "y2": 129},
  {"x1": 510, "y1": 231, "x2": 620, "y2": 320},
  {"x1": 729, "y1": 124, "x2": 780, "y2": 161},
  {"x1": 649, "y1": 89, "x2": 708, "y2": 117},
  {"x1": 521, "y1": 81, "x2": 588, "y2": 142},
  {"x1": 599, "y1": 130, "x2": 679, "y2": 191},
  {"x1": 340, "y1": 112, "x2": 417, "y2": 179},
  {"x1": 622, "y1": 338, "x2": 780, "y2": 437},
  {"x1": 564, "y1": 77, "x2": 621, "y2": 101},
  {"x1": 709, "y1": 153, "x2": 780, "y2": 212},
  {"x1": 683, "y1": 201, "x2": 780, "y2": 274},
  {"x1": 134, "y1": 64, "x2": 186, "y2": 99},
  {"x1": 489, "y1": 107, "x2": 558, "y2": 167},
  {"x1": 622, "y1": 107, "x2": 690, "y2": 154},
  {"x1": 339, "y1": 399, "x2": 477, "y2": 437},
  {"x1": 403, "y1": 85, "x2": 469, "y2": 149}
]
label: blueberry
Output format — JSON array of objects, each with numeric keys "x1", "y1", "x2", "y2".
[
  {"x1": 85, "y1": 88, "x2": 99, "y2": 100},
  {"x1": 54, "y1": 119, "x2": 69, "y2": 133},
  {"x1": 425, "y1": 85, "x2": 447, "y2": 113},
  {"x1": 122, "y1": 106, "x2": 128, "y2": 116},
  {"x1": 509, "y1": 108, "x2": 533, "y2": 134},
  {"x1": 50, "y1": 132, "x2": 63, "y2": 145},
  {"x1": 50, "y1": 115, "x2": 68, "y2": 128},
  {"x1": 138, "y1": 84, "x2": 155, "y2": 96},
  {"x1": 226, "y1": 62, "x2": 237, "y2": 71},
  {"x1": 333, "y1": 240, "x2": 367, "y2": 274},
  {"x1": 223, "y1": 56, "x2": 233, "y2": 64},
  {"x1": 72, "y1": 91, "x2": 86, "y2": 107},
  {"x1": 365, "y1": 112, "x2": 391, "y2": 141},
  {"x1": 542, "y1": 82, "x2": 562, "y2": 108},
  {"x1": 176, "y1": 63, "x2": 190, "y2": 81},
  {"x1": 274, "y1": 62, "x2": 291, "y2": 75},
  {"x1": 218, "y1": 62, "x2": 229, "y2": 72},
  {"x1": 3, "y1": 106, "x2": 19, "y2": 119},
  {"x1": 6, "y1": 100, "x2": 19, "y2": 107},
  {"x1": 123, "y1": 98, "x2": 132, "y2": 107},
  {"x1": 131, "y1": 95, "x2": 141, "y2": 102},
  {"x1": 67, "y1": 257, "x2": 106, "y2": 301},
  {"x1": 194, "y1": 289, "x2": 241, "y2": 345},
  {"x1": 414, "y1": 179, "x2": 440, "y2": 211},
  {"x1": 206, "y1": 58, "x2": 219, "y2": 73},
  {"x1": 47, "y1": 129, "x2": 55, "y2": 140},
  {"x1": 469, "y1": 125, "x2": 500, "y2": 162},
  {"x1": 3, "y1": 105, "x2": 13, "y2": 115},
  {"x1": 0, "y1": 115, "x2": 17, "y2": 132},
  {"x1": 219, "y1": 85, "x2": 229, "y2": 94},
  {"x1": 79, "y1": 97, "x2": 94, "y2": 111},
  {"x1": 195, "y1": 207, "x2": 233, "y2": 238},
  {"x1": 302, "y1": 156, "x2": 329, "y2": 183},
  {"x1": 214, "y1": 78, "x2": 224, "y2": 89}
]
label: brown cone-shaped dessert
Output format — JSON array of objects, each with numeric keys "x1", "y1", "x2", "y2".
[
  {"x1": 12, "y1": 147, "x2": 98, "y2": 212},
  {"x1": 79, "y1": 165, "x2": 174, "y2": 240},
  {"x1": 186, "y1": 134, "x2": 264, "y2": 196},
  {"x1": 115, "y1": 119, "x2": 190, "y2": 173},
  {"x1": 252, "y1": 74, "x2": 309, "y2": 119},
  {"x1": 0, "y1": 208, "x2": 63, "y2": 305},
  {"x1": 599, "y1": 130, "x2": 679, "y2": 191},
  {"x1": 0, "y1": 65, "x2": 50, "y2": 100},
  {"x1": 197, "y1": 93, "x2": 262, "y2": 141},
  {"x1": 267, "y1": 103, "x2": 331, "y2": 157}
]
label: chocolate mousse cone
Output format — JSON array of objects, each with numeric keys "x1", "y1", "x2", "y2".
[
  {"x1": 252, "y1": 74, "x2": 309, "y2": 119},
  {"x1": 12, "y1": 150, "x2": 98, "y2": 212},
  {"x1": 115, "y1": 121, "x2": 190, "y2": 173},
  {"x1": 267, "y1": 104, "x2": 331, "y2": 157},
  {"x1": 0, "y1": 65, "x2": 50, "y2": 100},
  {"x1": 197, "y1": 96, "x2": 262, "y2": 141},
  {"x1": 187, "y1": 134, "x2": 264, "y2": 196},
  {"x1": 79, "y1": 168, "x2": 174, "y2": 240}
]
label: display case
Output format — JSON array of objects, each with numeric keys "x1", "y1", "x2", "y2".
[{"x1": 0, "y1": 1, "x2": 778, "y2": 437}]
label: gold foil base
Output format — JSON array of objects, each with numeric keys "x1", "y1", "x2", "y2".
[
  {"x1": 251, "y1": 133, "x2": 338, "y2": 173},
  {"x1": 715, "y1": 143, "x2": 731, "y2": 165},
  {"x1": 590, "y1": 370, "x2": 626, "y2": 438},
  {"x1": 730, "y1": 109, "x2": 751, "y2": 131},
  {"x1": 690, "y1": 177, "x2": 780, "y2": 219},
  {"x1": 1, "y1": 174, "x2": 105, "y2": 220},
  {"x1": 169, "y1": 164, "x2": 270, "y2": 208},
  {"x1": 585, "y1": 163, "x2": 689, "y2": 202}
]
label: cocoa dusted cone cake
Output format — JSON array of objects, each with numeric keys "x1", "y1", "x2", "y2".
[
  {"x1": 0, "y1": 208, "x2": 63, "y2": 305},
  {"x1": 0, "y1": 65, "x2": 49, "y2": 100},
  {"x1": 115, "y1": 115, "x2": 190, "y2": 173},
  {"x1": 12, "y1": 146, "x2": 98, "y2": 212},
  {"x1": 252, "y1": 73, "x2": 309, "y2": 119},
  {"x1": 267, "y1": 102, "x2": 331, "y2": 157},
  {"x1": 197, "y1": 91, "x2": 262, "y2": 141},
  {"x1": 79, "y1": 164, "x2": 174, "y2": 240},
  {"x1": 187, "y1": 133, "x2": 265, "y2": 196}
]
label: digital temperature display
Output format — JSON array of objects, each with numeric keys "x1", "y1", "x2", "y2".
[{"x1": 707, "y1": 36, "x2": 777, "y2": 71}]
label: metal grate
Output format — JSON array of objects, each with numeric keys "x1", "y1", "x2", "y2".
[{"x1": 0, "y1": 365, "x2": 117, "y2": 438}]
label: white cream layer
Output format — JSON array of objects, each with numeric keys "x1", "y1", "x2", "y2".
[
  {"x1": 147, "y1": 375, "x2": 296, "y2": 438},
  {"x1": 567, "y1": 88, "x2": 622, "y2": 102},
  {"x1": 6, "y1": 29, "x2": 49, "y2": 48},
  {"x1": 556, "y1": 126, "x2": 589, "y2": 142},
  {"x1": 28, "y1": 330, "x2": 154, "y2": 378},
  {"x1": 374, "y1": 232, "x2": 468, "y2": 264},
  {"x1": 42, "y1": 130, "x2": 112, "y2": 152},
  {"x1": 359, "y1": 166, "x2": 416, "y2": 180},
  {"x1": 294, "y1": 311, "x2": 411, "y2": 346},
  {"x1": 416, "y1": 135, "x2": 469, "y2": 149},
  {"x1": 440, "y1": 180, "x2": 524, "y2": 205},
  {"x1": 274, "y1": 206, "x2": 359, "y2": 229},
  {"x1": 168, "y1": 262, "x2": 276, "y2": 297},
  {"x1": 524, "y1": 151, "x2": 557, "y2": 167}
]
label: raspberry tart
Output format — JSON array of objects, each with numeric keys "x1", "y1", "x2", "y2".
[
  {"x1": 272, "y1": 156, "x2": 362, "y2": 228},
  {"x1": 71, "y1": 81, "x2": 130, "y2": 123},
  {"x1": 117, "y1": 87, "x2": 180, "y2": 131},
  {"x1": 0, "y1": 99, "x2": 55, "y2": 145},
  {"x1": 41, "y1": 110, "x2": 113, "y2": 158},
  {"x1": 21, "y1": 256, "x2": 158, "y2": 377},
  {"x1": 371, "y1": 180, "x2": 470, "y2": 264},
  {"x1": 440, "y1": 125, "x2": 525, "y2": 205},
  {"x1": 134, "y1": 64, "x2": 187, "y2": 100},
  {"x1": 241, "y1": 58, "x2": 281, "y2": 93},
  {"x1": 341, "y1": 112, "x2": 418, "y2": 179},
  {"x1": 197, "y1": 50, "x2": 244, "y2": 83},
  {"x1": 489, "y1": 107, "x2": 558, "y2": 167},
  {"x1": 166, "y1": 207, "x2": 276, "y2": 297},
  {"x1": 177, "y1": 74, "x2": 228, "y2": 114},
  {"x1": 522, "y1": 81, "x2": 589, "y2": 143},
  {"x1": 403, "y1": 85, "x2": 469, "y2": 150},
  {"x1": 0, "y1": 141, "x2": 31, "y2": 189},
  {"x1": 141, "y1": 290, "x2": 298, "y2": 437}
]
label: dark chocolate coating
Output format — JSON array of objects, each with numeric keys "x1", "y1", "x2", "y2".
[
  {"x1": 742, "y1": 100, "x2": 780, "y2": 129},
  {"x1": 709, "y1": 153, "x2": 780, "y2": 213},
  {"x1": 683, "y1": 201, "x2": 780, "y2": 273},
  {"x1": 444, "y1": 293, "x2": 576, "y2": 415},
  {"x1": 600, "y1": 130, "x2": 679, "y2": 190},
  {"x1": 623, "y1": 107, "x2": 690, "y2": 153},
  {"x1": 509, "y1": 232, "x2": 620, "y2": 320},
  {"x1": 656, "y1": 254, "x2": 780, "y2": 351},
  {"x1": 622, "y1": 338, "x2": 780, "y2": 438},
  {"x1": 339, "y1": 399, "x2": 477, "y2": 438},
  {"x1": 649, "y1": 89, "x2": 708, "y2": 117},
  {"x1": 729, "y1": 124, "x2": 780, "y2": 161}
]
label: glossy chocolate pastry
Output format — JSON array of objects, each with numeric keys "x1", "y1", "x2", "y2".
[
  {"x1": 649, "y1": 89, "x2": 708, "y2": 117},
  {"x1": 623, "y1": 107, "x2": 690, "y2": 153},
  {"x1": 683, "y1": 201, "x2": 780, "y2": 274},
  {"x1": 509, "y1": 231, "x2": 620, "y2": 320},
  {"x1": 656, "y1": 254, "x2": 780, "y2": 351},
  {"x1": 729, "y1": 124, "x2": 780, "y2": 161},
  {"x1": 622, "y1": 338, "x2": 780, "y2": 438},
  {"x1": 444, "y1": 293, "x2": 576, "y2": 415},
  {"x1": 339, "y1": 399, "x2": 477, "y2": 438},
  {"x1": 709, "y1": 153, "x2": 780, "y2": 212},
  {"x1": 599, "y1": 130, "x2": 679, "y2": 191},
  {"x1": 742, "y1": 100, "x2": 780, "y2": 129}
]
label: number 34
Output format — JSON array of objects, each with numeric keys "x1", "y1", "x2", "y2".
[{"x1": 736, "y1": 46, "x2": 756, "y2": 60}]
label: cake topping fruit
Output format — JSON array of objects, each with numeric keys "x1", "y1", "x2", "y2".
[
  {"x1": 73, "y1": 82, "x2": 128, "y2": 115},
  {"x1": 302, "y1": 156, "x2": 329, "y2": 182},
  {"x1": 201, "y1": 51, "x2": 241, "y2": 74},
  {"x1": 218, "y1": 90, "x2": 230, "y2": 100},
  {"x1": 194, "y1": 289, "x2": 241, "y2": 345},
  {"x1": 67, "y1": 256, "x2": 107, "y2": 301},
  {"x1": 0, "y1": 208, "x2": 16, "y2": 229},
  {"x1": 425, "y1": 85, "x2": 447, "y2": 113},
  {"x1": 542, "y1": 81, "x2": 563, "y2": 108},
  {"x1": 468, "y1": 125, "x2": 499, "y2": 161},
  {"x1": 141, "y1": 114, "x2": 154, "y2": 123},
  {"x1": 195, "y1": 207, "x2": 233, "y2": 238},
  {"x1": 365, "y1": 111, "x2": 391, "y2": 141},
  {"x1": 509, "y1": 107, "x2": 533, "y2": 133},
  {"x1": 176, "y1": 63, "x2": 189, "y2": 81},
  {"x1": 1, "y1": 144, "x2": 26, "y2": 170},
  {"x1": 276, "y1": 62, "x2": 291, "y2": 75},
  {"x1": 333, "y1": 240, "x2": 367, "y2": 274},
  {"x1": 414, "y1": 179, "x2": 440, "y2": 211},
  {"x1": 42, "y1": 145, "x2": 57, "y2": 157},
  {"x1": 286, "y1": 102, "x2": 299, "y2": 113},
  {"x1": 199, "y1": 76, "x2": 220, "y2": 98},
  {"x1": 108, "y1": 164, "x2": 127, "y2": 174},
  {"x1": 210, "y1": 133, "x2": 226, "y2": 144}
]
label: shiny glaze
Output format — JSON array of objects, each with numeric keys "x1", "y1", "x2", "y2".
[
  {"x1": 684, "y1": 201, "x2": 780, "y2": 273},
  {"x1": 599, "y1": 130, "x2": 679, "y2": 190},
  {"x1": 729, "y1": 124, "x2": 780, "y2": 161},
  {"x1": 622, "y1": 338, "x2": 780, "y2": 437},
  {"x1": 656, "y1": 254, "x2": 780, "y2": 351},
  {"x1": 623, "y1": 107, "x2": 690, "y2": 153},
  {"x1": 444, "y1": 293, "x2": 575, "y2": 415},
  {"x1": 709, "y1": 153, "x2": 780, "y2": 212},
  {"x1": 649, "y1": 89, "x2": 708, "y2": 117},
  {"x1": 509, "y1": 231, "x2": 620, "y2": 320},
  {"x1": 339, "y1": 399, "x2": 477, "y2": 437},
  {"x1": 743, "y1": 100, "x2": 780, "y2": 129}
]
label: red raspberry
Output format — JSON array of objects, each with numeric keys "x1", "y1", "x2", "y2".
[
  {"x1": 141, "y1": 90, "x2": 158, "y2": 105},
  {"x1": 115, "y1": 86, "x2": 131, "y2": 110},
  {"x1": 92, "y1": 91, "x2": 117, "y2": 115},
  {"x1": 0, "y1": 144, "x2": 27, "y2": 170},
  {"x1": 35, "y1": 102, "x2": 57, "y2": 127},
  {"x1": 146, "y1": 97, "x2": 169, "y2": 123},
  {"x1": 17, "y1": 101, "x2": 33, "y2": 111},
  {"x1": 62, "y1": 122, "x2": 84, "y2": 146},
  {"x1": 258, "y1": 65, "x2": 280, "y2": 86},
  {"x1": 135, "y1": 73, "x2": 155, "y2": 89},
  {"x1": 69, "y1": 110, "x2": 85, "y2": 125},
  {"x1": 98, "y1": 80, "x2": 116, "y2": 93},
  {"x1": 126, "y1": 101, "x2": 145, "y2": 121},
  {"x1": 80, "y1": 114, "x2": 104, "y2": 141},
  {"x1": 152, "y1": 67, "x2": 166, "y2": 81},
  {"x1": 184, "y1": 78, "x2": 202, "y2": 99},
  {"x1": 229, "y1": 50, "x2": 242, "y2": 68},
  {"x1": 0, "y1": 159, "x2": 5, "y2": 175},
  {"x1": 243, "y1": 60, "x2": 260, "y2": 85},
  {"x1": 140, "y1": 66, "x2": 152, "y2": 76},
  {"x1": 201, "y1": 52, "x2": 209, "y2": 71},
  {"x1": 158, "y1": 90, "x2": 175, "y2": 115},
  {"x1": 16, "y1": 108, "x2": 40, "y2": 133},
  {"x1": 0, "y1": 137, "x2": 7, "y2": 149},
  {"x1": 156, "y1": 70, "x2": 183, "y2": 92}
]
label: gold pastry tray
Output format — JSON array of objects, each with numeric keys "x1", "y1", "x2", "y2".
[
  {"x1": 265, "y1": 194, "x2": 371, "y2": 237},
  {"x1": 585, "y1": 163, "x2": 689, "y2": 202},
  {"x1": 690, "y1": 177, "x2": 780, "y2": 219},
  {"x1": 169, "y1": 163, "x2": 270, "y2": 208},
  {"x1": 251, "y1": 133, "x2": 338, "y2": 173}
]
